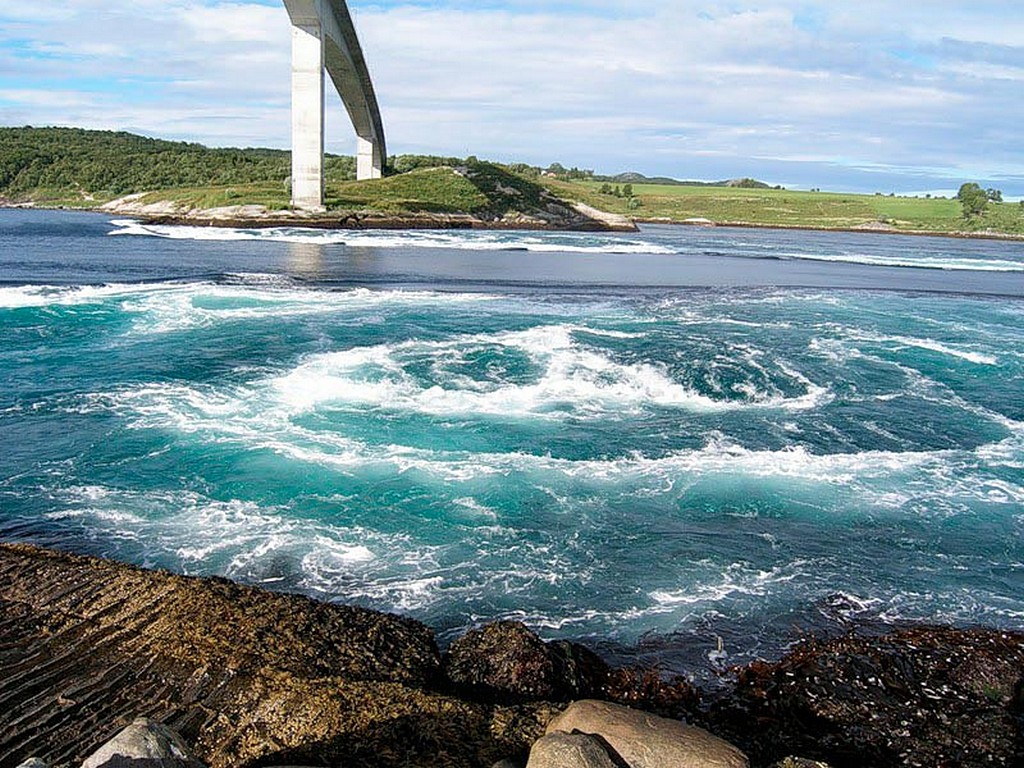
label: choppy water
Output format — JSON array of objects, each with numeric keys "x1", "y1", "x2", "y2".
[{"x1": 2, "y1": 209, "x2": 1023, "y2": 681}]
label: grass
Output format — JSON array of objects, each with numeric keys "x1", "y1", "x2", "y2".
[
  {"x1": 121, "y1": 163, "x2": 557, "y2": 220},
  {"x1": 543, "y1": 180, "x2": 1024, "y2": 236}
]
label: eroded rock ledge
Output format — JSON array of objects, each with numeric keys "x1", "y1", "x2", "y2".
[{"x1": 2, "y1": 543, "x2": 1023, "y2": 768}]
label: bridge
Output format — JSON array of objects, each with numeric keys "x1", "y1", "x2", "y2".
[{"x1": 282, "y1": 0, "x2": 386, "y2": 211}]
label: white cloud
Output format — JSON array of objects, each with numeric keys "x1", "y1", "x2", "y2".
[{"x1": 1, "y1": 1, "x2": 1022, "y2": 192}]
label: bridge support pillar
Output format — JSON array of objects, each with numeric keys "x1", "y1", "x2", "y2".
[
  {"x1": 357, "y1": 137, "x2": 383, "y2": 180},
  {"x1": 290, "y1": 22, "x2": 325, "y2": 211}
]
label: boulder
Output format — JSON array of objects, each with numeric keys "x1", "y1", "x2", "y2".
[
  {"x1": 710, "y1": 625, "x2": 1024, "y2": 767},
  {"x1": 444, "y1": 621, "x2": 609, "y2": 702},
  {"x1": 15, "y1": 760, "x2": 49, "y2": 768},
  {"x1": 545, "y1": 699, "x2": 748, "y2": 768},
  {"x1": 526, "y1": 732, "x2": 619, "y2": 768},
  {"x1": 81, "y1": 718, "x2": 205, "y2": 768},
  {"x1": 443, "y1": 621, "x2": 699, "y2": 717}
]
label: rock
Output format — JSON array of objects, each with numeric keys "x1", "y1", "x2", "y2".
[
  {"x1": 0, "y1": 544, "x2": 548, "y2": 768},
  {"x1": 444, "y1": 621, "x2": 610, "y2": 702},
  {"x1": 526, "y1": 732, "x2": 619, "y2": 768},
  {"x1": 492, "y1": 761, "x2": 524, "y2": 768},
  {"x1": 15, "y1": 759, "x2": 49, "y2": 768},
  {"x1": 546, "y1": 699, "x2": 748, "y2": 768},
  {"x1": 81, "y1": 718, "x2": 204, "y2": 768},
  {"x1": 709, "y1": 625, "x2": 1024, "y2": 767},
  {"x1": 771, "y1": 759, "x2": 833, "y2": 768},
  {"x1": 444, "y1": 621, "x2": 700, "y2": 718}
]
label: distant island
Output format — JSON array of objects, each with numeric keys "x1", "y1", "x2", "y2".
[{"x1": 2, "y1": 126, "x2": 1022, "y2": 238}]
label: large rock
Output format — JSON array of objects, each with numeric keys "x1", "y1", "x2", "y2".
[
  {"x1": 710, "y1": 625, "x2": 1024, "y2": 767},
  {"x1": 0, "y1": 544, "x2": 552, "y2": 768},
  {"x1": 443, "y1": 620, "x2": 699, "y2": 718},
  {"x1": 443, "y1": 621, "x2": 610, "y2": 702},
  {"x1": 546, "y1": 699, "x2": 748, "y2": 768},
  {"x1": 525, "y1": 732, "x2": 619, "y2": 768},
  {"x1": 81, "y1": 718, "x2": 204, "y2": 768}
]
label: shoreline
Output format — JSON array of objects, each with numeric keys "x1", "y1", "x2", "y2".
[
  {"x1": 635, "y1": 216, "x2": 1024, "y2": 242},
  {"x1": 2, "y1": 543, "x2": 1022, "y2": 767},
  {"x1": 6, "y1": 199, "x2": 1024, "y2": 241}
]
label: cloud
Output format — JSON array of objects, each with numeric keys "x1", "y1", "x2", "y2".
[{"x1": 0, "y1": 0, "x2": 1021, "y2": 193}]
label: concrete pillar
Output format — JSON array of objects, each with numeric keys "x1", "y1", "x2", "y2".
[
  {"x1": 357, "y1": 136, "x2": 382, "y2": 180},
  {"x1": 290, "y1": 22, "x2": 325, "y2": 211}
]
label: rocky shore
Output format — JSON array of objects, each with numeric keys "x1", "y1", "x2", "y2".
[
  {"x1": 2, "y1": 544, "x2": 1022, "y2": 767},
  {"x1": 96, "y1": 195, "x2": 638, "y2": 233}
]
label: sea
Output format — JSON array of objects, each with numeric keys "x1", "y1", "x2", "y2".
[{"x1": 2, "y1": 208, "x2": 1023, "y2": 684}]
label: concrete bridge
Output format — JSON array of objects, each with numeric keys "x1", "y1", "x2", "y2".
[{"x1": 283, "y1": 0, "x2": 386, "y2": 210}]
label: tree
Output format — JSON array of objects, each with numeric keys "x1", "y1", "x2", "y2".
[
  {"x1": 622, "y1": 183, "x2": 633, "y2": 198},
  {"x1": 986, "y1": 188, "x2": 1003, "y2": 203},
  {"x1": 957, "y1": 182, "x2": 988, "y2": 218}
]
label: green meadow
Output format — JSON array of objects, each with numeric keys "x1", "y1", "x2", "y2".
[{"x1": 544, "y1": 179, "x2": 1024, "y2": 236}]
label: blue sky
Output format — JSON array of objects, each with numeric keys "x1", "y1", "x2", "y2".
[{"x1": 1, "y1": 0, "x2": 1022, "y2": 194}]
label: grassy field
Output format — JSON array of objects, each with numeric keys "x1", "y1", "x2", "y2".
[
  {"x1": 129, "y1": 167, "x2": 491, "y2": 214},
  {"x1": 544, "y1": 180, "x2": 1024, "y2": 236}
]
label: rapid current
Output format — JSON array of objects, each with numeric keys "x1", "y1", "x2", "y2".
[{"x1": 2, "y1": 209, "x2": 1022, "y2": 681}]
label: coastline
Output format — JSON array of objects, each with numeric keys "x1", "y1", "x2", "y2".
[
  {"x1": 635, "y1": 216, "x2": 1024, "y2": 242},
  {"x1": 3, "y1": 543, "x2": 1022, "y2": 768},
  {"x1": 7, "y1": 198, "x2": 1024, "y2": 241}
]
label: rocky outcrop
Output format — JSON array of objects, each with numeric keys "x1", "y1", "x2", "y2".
[
  {"x1": 443, "y1": 621, "x2": 610, "y2": 703},
  {"x1": 709, "y1": 625, "x2": 1024, "y2": 767},
  {"x1": 442, "y1": 621, "x2": 699, "y2": 719},
  {"x1": 0, "y1": 544, "x2": 551, "y2": 768},
  {"x1": 545, "y1": 700, "x2": 749, "y2": 768},
  {"x1": 80, "y1": 718, "x2": 204, "y2": 768}
]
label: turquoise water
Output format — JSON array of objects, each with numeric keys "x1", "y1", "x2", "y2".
[{"x1": 2, "y1": 209, "x2": 1023, "y2": 679}]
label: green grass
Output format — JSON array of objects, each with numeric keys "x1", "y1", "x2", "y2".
[
  {"x1": 129, "y1": 164, "x2": 554, "y2": 219},
  {"x1": 325, "y1": 167, "x2": 489, "y2": 213},
  {"x1": 544, "y1": 180, "x2": 1024, "y2": 236}
]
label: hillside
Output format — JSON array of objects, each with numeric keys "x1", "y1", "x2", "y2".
[
  {"x1": 0, "y1": 127, "x2": 633, "y2": 231},
  {"x1": 2, "y1": 126, "x2": 1022, "y2": 237}
]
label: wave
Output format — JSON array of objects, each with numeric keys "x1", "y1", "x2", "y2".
[
  {"x1": 0, "y1": 281, "x2": 184, "y2": 309},
  {"x1": 107, "y1": 219, "x2": 678, "y2": 255},
  {"x1": 770, "y1": 250, "x2": 1024, "y2": 273},
  {"x1": 269, "y1": 323, "x2": 830, "y2": 418}
]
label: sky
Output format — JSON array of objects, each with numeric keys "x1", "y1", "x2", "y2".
[{"x1": 1, "y1": 0, "x2": 1022, "y2": 194}]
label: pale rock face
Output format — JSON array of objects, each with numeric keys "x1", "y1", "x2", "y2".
[
  {"x1": 546, "y1": 699, "x2": 749, "y2": 768},
  {"x1": 526, "y1": 732, "x2": 620, "y2": 768},
  {"x1": 80, "y1": 718, "x2": 205, "y2": 768}
]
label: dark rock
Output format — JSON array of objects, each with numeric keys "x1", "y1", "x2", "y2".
[
  {"x1": 0, "y1": 544, "x2": 549, "y2": 768},
  {"x1": 709, "y1": 625, "x2": 1024, "y2": 767},
  {"x1": 81, "y1": 718, "x2": 204, "y2": 768},
  {"x1": 444, "y1": 621, "x2": 610, "y2": 703},
  {"x1": 443, "y1": 620, "x2": 700, "y2": 718},
  {"x1": 525, "y1": 732, "x2": 620, "y2": 768},
  {"x1": 546, "y1": 699, "x2": 748, "y2": 768}
]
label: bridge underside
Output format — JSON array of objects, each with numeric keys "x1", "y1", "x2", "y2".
[{"x1": 283, "y1": 0, "x2": 386, "y2": 211}]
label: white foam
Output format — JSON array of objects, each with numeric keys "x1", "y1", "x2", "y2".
[
  {"x1": 0, "y1": 282, "x2": 183, "y2": 309},
  {"x1": 777, "y1": 250, "x2": 1024, "y2": 273},
  {"x1": 107, "y1": 220, "x2": 677, "y2": 255},
  {"x1": 847, "y1": 332, "x2": 998, "y2": 365},
  {"x1": 269, "y1": 323, "x2": 831, "y2": 419}
]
